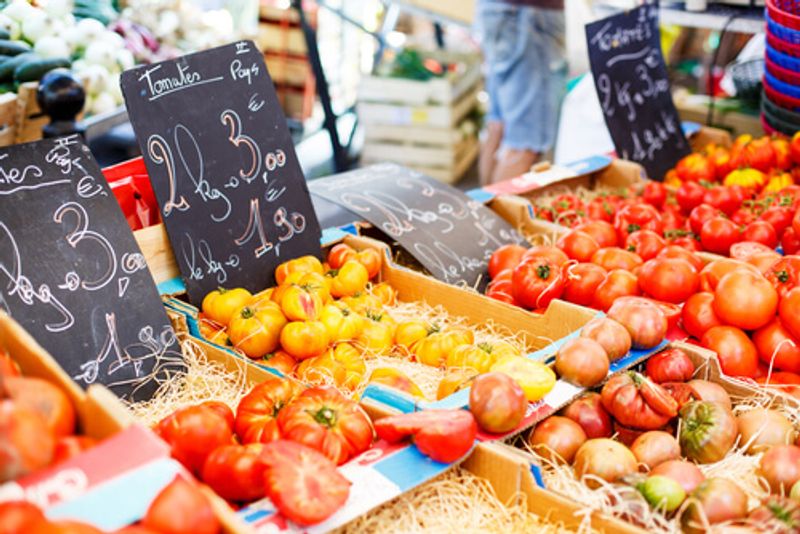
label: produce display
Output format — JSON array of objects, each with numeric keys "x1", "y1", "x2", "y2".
[{"x1": 526, "y1": 133, "x2": 800, "y2": 258}]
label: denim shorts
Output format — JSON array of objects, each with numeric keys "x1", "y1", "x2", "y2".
[{"x1": 475, "y1": 2, "x2": 567, "y2": 152}]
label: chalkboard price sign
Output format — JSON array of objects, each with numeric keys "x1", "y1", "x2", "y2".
[
  {"x1": 586, "y1": 3, "x2": 690, "y2": 180},
  {"x1": 0, "y1": 136, "x2": 184, "y2": 400},
  {"x1": 310, "y1": 163, "x2": 526, "y2": 289},
  {"x1": 121, "y1": 41, "x2": 322, "y2": 304}
]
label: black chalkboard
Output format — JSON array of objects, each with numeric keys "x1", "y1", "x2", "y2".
[
  {"x1": 586, "y1": 2, "x2": 690, "y2": 180},
  {"x1": 310, "y1": 163, "x2": 526, "y2": 289},
  {"x1": 0, "y1": 136, "x2": 184, "y2": 401},
  {"x1": 120, "y1": 41, "x2": 322, "y2": 304}
]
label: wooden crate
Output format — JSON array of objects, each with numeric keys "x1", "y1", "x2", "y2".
[
  {"x1": 0, "y1": 92, "x2": 17, "y2": 145},
  {"x1": 15, "y1": 81, "x2": 47, "y2": 144}
]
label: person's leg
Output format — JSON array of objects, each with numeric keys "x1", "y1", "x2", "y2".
[
  {"x1": 479, "y1": 121, "x2": 503, "y2": 185},
  {"x1": 490, "y1": 6, "x2": 567, "y2": 184}
]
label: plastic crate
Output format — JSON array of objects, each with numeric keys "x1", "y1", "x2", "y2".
[
  {"x1": 766, "y1": 55, "x2": 800, "y2": 84},
  {"x1": 765, "y1": 77, "x2": 800, "y2": 110},
  {"x1": 768, "y1": 12, "x2": 800, "y2": 44},
  {"x1": 767, "y1": 0, "x2": 800, "y2": 29}
]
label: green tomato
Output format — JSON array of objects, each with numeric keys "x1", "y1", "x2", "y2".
[{"x1": 638, "y1": 475, "x2": 686, "y2": 513}]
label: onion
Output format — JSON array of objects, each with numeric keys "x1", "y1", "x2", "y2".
[
  {"x1": 682, "y1": 478, "x2": 748, "y2": 533},
  {"x1": 573, "y1": 438, "x2": 637, "y2": 488},
  {"x1": 528, "y1": 416, "x2": 586, "y2": 464},
  {"x1": 651, "y1": 459, "x2": 705, "y2": 494},
  {"x1": 737, "y1": 409, "x2": 797, "y2": 454},
  {"x1": 580, "y1": 317, "x2": 632, "y2": 361},
  {"x1": 759, "y1": 445, "x2": 800, "y2": 494},
  {"x1": 687, "y1": 379, "x2": 732, "y2": 412},
  {"x1": 630, "y1": 431, "x2": 680, "y2": 470}
]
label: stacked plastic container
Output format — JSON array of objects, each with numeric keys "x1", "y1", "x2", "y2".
[{"x1": 764, "y1": 0, "x2": 800, "y2": 134}]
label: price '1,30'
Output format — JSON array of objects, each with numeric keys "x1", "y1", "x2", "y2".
[{"x1": 235, "y1": 198, "x2": 306, "y2": 258}]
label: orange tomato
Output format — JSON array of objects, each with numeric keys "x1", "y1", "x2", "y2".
[
  {"x1": 395, "y1": 320, "x2": 439, "y2": 352},
  {"x1": 367, "y1": 368, "x2": 425, "y2": 398},
  {"x1": 297, "y1": 272, "x2": 332, "y2": 303},
  {"x1": 327, "y1": 243, "x2": 356, "y2": 269},
  {"x1": 446, "y1": 341, "x2": 520, "y2": 373},
  {"x1": 201, "y1": 287, "x2": 252, "y2": 325},
  {"x1": 341, "y1": 292, "x2": 383, "y2": 314},
  {"x1": 280, "y1": 284, "x2": 323, "y2": 321},
  {"x1": 355, "y1": 311, "x2": 396, "y2": 353},
  {"x1": 319, "y1": 303, "x2": 365, "y2": 342},
  {"x1": 296, "y1": 343, "x2": 365, "y2": 390},
  {"x1": 328, "y1": 260, "x2": 369, "y2": 298},
  {"x1": 275, "y1": 255, "x2": 323, "y2": 285},
  {"x1": 437, "y1": 368, "x2": 478, "y2": 399},
  {"x1": 235, "y1": 377, "x2": 303, "y2": 444},
  {"x1": 260, "y1": 350, "x2": 297, "y2": 375},
  {"x1": 355, "y1": 248, "x2": 382, "y2": 279},
  {"x1": 280, "y1": 321, "x2": 330, "y2": 361},
  {"x1": 369, "y1": 282, "x2": 397, "y2": 306},
  {"x1": 228, "y1": 302, "x2": 287, "y2": 358},
  {"x1": 414, "y1": 329, "x2": 474, "y2": 367},
  {"x1": 197, "y1": 314, "x2": 230, "y2": 346}
]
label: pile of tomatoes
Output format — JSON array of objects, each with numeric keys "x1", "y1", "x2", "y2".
[
  {"x1": 528, "y1": 345, "x2": 800, "y2": 532},
  {"x1": 530, "y1": 134, "x2": 800, "y2": 257}
]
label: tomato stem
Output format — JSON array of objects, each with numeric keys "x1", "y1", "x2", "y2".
[{"x1": 310, "y1": 406, "x2": 338, "y2": 427}]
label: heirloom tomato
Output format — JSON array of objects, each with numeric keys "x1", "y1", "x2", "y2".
[
  {"x1": 260, "y1": 440, "x2": 350, "y2": 526},
  {"x1": 234, "y1": 378, "x2": 303, "y2": 444},
  {"x1": 327, "y1": 243, "x2": 356, "y2": 269},
  {"x1": 280, "y1": 320, "x2": 329, "y2": 360},
  {"x1": 202, "y1": 443, "x2": 267, "y2": 502},
  {"x1": 227, "y1": 303, "x2": 287, "y2": 358},
  {"x1": 600, "y1": 371, "x2": 677, "y2": 430},
  {"x1": 4, "y1": 376, "x2": 75, "y2": 438},
  {"x1": 555, "y1": 338, "x2": 609, "y2": 388},
  {"x1": 155, "y1": 404, "x2": 233, "y2": 476},
  {"x1": 676, "y1": 153, "x2": 715, "y2": 183},
  {"x1": 374, "y1": 409, "x2": 477, "y2": 463},
  {"x1": 356, "y1": 310, "x2": 396, "y2": 353},
  {"x1": 0, "y1": 401, "x2": 54, "y2": 483},
  {"x1": 446, "y1": 343, "x2": 506, "y2": 373},
  {"x1": 260, "y1": 350, "x2": 297, "y2": 375},
  {"x1": 201, "y1": 287, "x2": 253, "y2": 325},
  {"x1": 369, "y1": 282, "x2": 397, "y2": 306},
  {"x1": 277, "y1": 387, "x2": 373, "y2": 465},
  {"x1": 490, "y1": 354, "x2": 556, "y2": 401},
  {"x1": 296, "y1": 343, "x2": 365, "y2": 391},
  {"x1": 561, "y1": 392, "x2": 613, "y2": 438},
  {"x1": 275, "y1": 255, "x2": 323, "y2": 285},
  {"x1": 529, "y1": 416, "x2": 587, "y2": 464},
  {"x1": 678, "y1": 401, "x2": 737, "y2": 464},
  {"x1": 414, "y1": 329, "x2": 473, "y2": 367},
  {"x1": 645, "y1": 348, "x2": 695, "y2": 384},
  {"x1": 573, "y1": 438, "x2": 637, "y2": 487},
  {"x1": 469, "y1": 372, "x2": 527, "y2": 434},
  {"x1": 580, "y1": 317, "x2": 631, "y2": 361},
  {"x1": 328, "y1": 260, "x2": 369, "y2": 298},
  {"x1": 395, "y1": 320, "x2": 437, "y2": 351},
  {"x1": 280, "y1": 284, "x2": 323, "y2": 321},
  {"x1": 511, "y1": 257, "x2": 565, "y2": 310},
  {"x1": 701, "y1": 326, "x2": 758, "y2": 378},
  {"x1": 354, "y1": 248, "x2": 382, "y2": 279},
  {"x1": 488, "y1": 244, "x2": 527, "y2": 279},
  {"x1": 607, "y1": 297, "x2": 667, "y2": 349},
  {"x1": 681, "y1": 478, "x2": 747, "y2": 533},
  {"x1": 562, "y1": 263, "x2": 606, "y2": 307},
  {"x1": 368, "y1": 367, "x2": 425, "y2": 398},
  {"x1": 319, "y1": 302, "x2": 365, "y2": 342},
  {"x1": 143, "y1": 477, "x2": 220, "y2": 534}
]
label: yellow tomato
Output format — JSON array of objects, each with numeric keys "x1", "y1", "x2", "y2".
[
  {"x1": 330, "y1": 342, "x2": 366, "y2": 390},
  {"x1": 328, "y1": 260, "x2": 369, "y2": 298},
  {"x1": 251, "y1": 287, "x2": 275, "y2": 305},
  {"x1": 280, "y1": 284, "x2": 323, "y2": 321},
  {"x1": 724, "y1": 168, "x2": 766, "y2": 188},
  {"x1": 437, "y1": 368, "x2": 477, "y2": 400},
  {"x1": 228, "y1": 302, "x2": 288, "y2": 358},
  {"x1": 298, "y1": 271, "x2": 332, "y2": 303},
  {"x1": 356, "y1": 311, "x2": 395, "y2": 353},
  {"x1": 369, "y1": 282, "x2": 397, "y2": 306},
  {"x1": 490, "y1": 355, "x2": 555, "y2": 402},
  {"x1": 355, "y1": 248, "x2": 382, "y2": 279},
  {"x1": 367, "y1": 367, "x2": 425, "y2": 398},
  {"x1": 260, "y1": 349, "x2": 297, "y2": 375},
  {"x1": 413, "y1": 328, "x2": 474, "y2": 368},
  {"x1": 275, "y1": 255, "x2": 323, "y2": 285},
  {"x1": 395, "y1": 321, "x2": 438, "y2": 350},
  {"x1": 341, "y1": 293, "x2": 383, "y2": 314},
  {"x1": 296, "y1": 352, "x2": 347, "y2": 388},
  {"x1": 319, "y1": 303, "x2": 365, "y2": 342},
  {"x1": 280, "y1": 320, "x2": 330, "y2": 361},
  {"x1": 201, "y1": 287, "x2": 253, "y2": 325},
  {"x1": 197, "y1": 313, "x2": 229, "y2": 346},
  {"x1": 445, "y1": 344, "x2": 494, "y2": 373},
  {"x1": 763, "y1": 172, "x2": 793, "y2": 193}
]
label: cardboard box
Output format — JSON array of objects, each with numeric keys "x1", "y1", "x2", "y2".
[
  {"x1": 0, "y1": 311, "x2": 250, "y2": 533},
  {"x1": 478, "y1": 340, "x2": 785, "y2": 534}
]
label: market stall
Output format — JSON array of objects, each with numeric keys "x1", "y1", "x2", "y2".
[{"x1": 0, "y1": 0, "x2": 799, "y2": 532}]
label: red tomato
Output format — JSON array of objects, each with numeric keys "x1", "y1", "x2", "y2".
[
  {"x1": 201, "y1": 401, "x2": 235, "y2": 430},
  {"x1": 730, "y1": 241, "x2": 779, "y2": 261},
  {"x1": 731, "y1": 208, "x2": 757, "y2": 227},
  {"x1": 682, "y1": 292, "x2": 724, "y2": 339},
  {"x1": 327, "y1": 244, "x2": 356, "y2": 269},
  {"x1": 551, "y1": 194, "x2": 584, "y2": 215},
  {"x1": 638, "y1": 257, "x2": 699, "y2": 304},
  {"x1": 0, "y1": 501, "x2": 45, "y2": 534},
  {"x1": 511, "y1": 257, "x2": 565, "y2": 310},
  {"x1": 625, "y1": 230, "x2": 666, "y2": 261},
  {"x1": 793, "y1": 208, "x2": 800, "y2": 236},
  {"x1": 783, "y1": 227, "x2": 800, "y2": 255},
  {"x1": 752, "y1": 318, "x2": 800, "y2": 373},
  {"x1": 592, "y1": 269, "x2": 640, "y2": 311},
  {"x1": 586, "y1": 197, "x2": 618, "y2": 222},
  {"x1": 155, "y1": 404, "x2": 233, "y2": 476},
  {"x1": 761, "y1": 206, "x2": 795, "y2": 238},
  {"x1": 591, "y1": 247, "x2": 643, "y2": 272},
  {"x1": 3, "y1": 377, "x2": 75, "y2": 438},
  {"x1": 143, "y1": 477, "x2": 220, "y2": 534},
  {"x1": 0, "y1": 401, "x2": 54, "y2": 483},
  {"x1": 765, "y1": 256, "x2": 800, "y2": 300},
  {"x1": 657, "y1": 245, "x2": 704, "y2": 273},
  {"x1": 781, "y1": 288, "x2": 800, "y2": 340},
  {"x1": 201, "y1": 443, "x2": 267, "y2": 502},
  {"x1": 703, "y1": 186, "x2": 741, "y2": 216},
  {"x1": 646, "y1": 348, "x2": 695, "y2": 383},
  {"x1": 561, "y1": 392, "x2": 613, "y2": 438},
  {"x1": 557, "y1": 230, "x2": 599, "y2": 263},
  {"x1": 562, "y1": 263, "x2": 606, "y2": 307},
  {"x1": 700, "y1": 217, "x2": 740, "y2": 255},
  {"x1": 641, "y1": 182, "x2": 667, "y2": 208},
  {"x1": 713, "y1": 270, "x2": 778, "y2": 331},
  {"x1": 235, "y1": 378, "x2": 303, "y2": 444},
  {"x1": 660, "y1": 206, "x2": 685, "y2": 233},
  {"x1": 485, "y1": 277, "x2": 516, "y2": 305},
  {"x1": 676, "y1": 181, "x2": 706, "y2": 214},
  {"x1": 742, "y1": 221, "x2": 778, "y2": 249},
  {"x1": 701, "y1": 326, "x2": 759, "y2": 378},
  {"x1": 469, "y1": 373, "x2": 527, "y2": 433},
  {"x1": 699, "y1": 259, "x2": 759, "y2": 292},
  {"x1": 600, "y1": 372, "x2": 677, "y2": 430},
  {"x1": 277, "y1": 387, "x2": 373, "y2": 465},
  {"x1": 575, "y1": 220, "x2": 618, "y2": 248},
  {"x1": 260, "y1": 440, "x2": 350, "y2": 526},
  {"x1": 52, "y1": 436, "x2": 97, "y2": 465},
  {"x1": 614, "y1": 204, "x2": 663, "y2": 244},
  {"x1": 27, "y1": 521, "x2": 103, "y2": 534},
  {"x1": 689, "y1": 204, "x2": 722, "y2": 235},
  {"x1": 488, "y1": 245, "x2": 527, "y2": 280},
  {"x1": 0, "y1": 351, "x2": 20, "y2": 377},
  {"x1": 521, "y1": 245, "x2": 569, "y2": 267},
  {"x1": 669, "y1": 235, "x2": 703, "y2": 252},
  {"x1": 374, "y1": 409, "x2": 477, "y2": 463}
]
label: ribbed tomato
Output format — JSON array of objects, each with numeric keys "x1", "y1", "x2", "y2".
[{"x1": 234, "y1": 377, "x2": 303, "y2": 444}]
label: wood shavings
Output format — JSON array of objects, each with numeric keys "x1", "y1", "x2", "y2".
[
  {"x1": 125, "y1": 336, "x2": 250, "y2": 426},
  {"x1": 335, "y1": 468, "x2": 572, "y2": 534}
]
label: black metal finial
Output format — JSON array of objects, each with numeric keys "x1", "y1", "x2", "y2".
[{"x1": 37, "y1": 69, "x2": 87, "y2": 139}]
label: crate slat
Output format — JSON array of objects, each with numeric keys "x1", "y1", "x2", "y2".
[{"x1": 357, "y1": 82, "x2": 480, "y2": 128}]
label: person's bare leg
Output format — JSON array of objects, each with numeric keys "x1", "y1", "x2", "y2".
[
  {"x1": 479, "y1": 121, "x2": 504, "y2": 186},
  {"x1": 491, "y1": 148, "x2": 539, "y2": 184}
]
